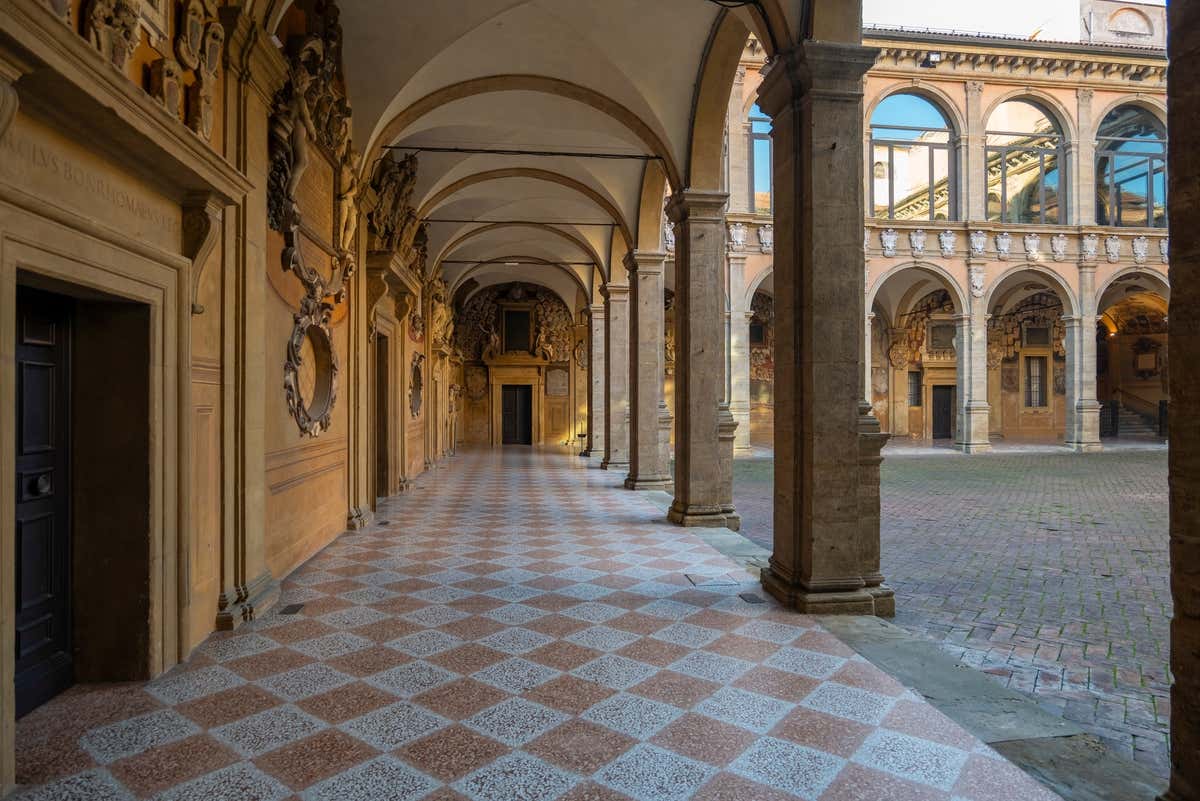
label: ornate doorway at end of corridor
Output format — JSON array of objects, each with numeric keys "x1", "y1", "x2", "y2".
[{"x1": 502, "y1": 384, "x2": 533, "y2": 445}]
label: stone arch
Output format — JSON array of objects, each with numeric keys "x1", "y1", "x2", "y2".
[
  {"x1": 417, "y1": 168, "x2": 633, "y2": 250},
  {"x1": 688, "y1": 11, "x2": 752, "y2": 191},
  {"x1": 983, "y1": 88, "x2": 1078, "y2": 143},
  {"x1": 453, "y1": 257, "x2": 588, "y2": 310},
  {"x1": 745, "y1": 265, "x2": 774, "y2": 306},
  {"x1": 1091, "y1": 96, "x2": 1168, "y2": 141},
  {"x1": 984, "y1": 263, "x2": 1080, "y2": 317},
  {"x1": 867, "y1": 261, "x2": 969, "y2": 316},
  {"x1": 434, "y1": 222, "x2": 607, "y2": 283},
  {"x1": 635, "y1": 160, "x2": 670, "y2": 253},
  {"x1": 866, "y1": 81, "x2": 967, "y2": 141},
  {"x1": 365, "y1": 75, "x2": 683, "y2": 189},
  {"x1": 1097, "y1": 266, "x2": 1171, "y2": 306}
]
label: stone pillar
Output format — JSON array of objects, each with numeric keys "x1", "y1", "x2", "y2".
[
  {"x1": 964, "y1": 80, "x2": 986, "y2": 221},
  {"x1": 1166, "y1": 5, "x2": 1200, "y2": 798},
  {"x1": 215, "y1": 9, "x2": 281, "y2": 630},
  {"x1": 668, "y1": 189, "x2": 735, "y2": 528},
  {"x1": 756, "y1": 41, "x2": 890, "y2": 615},
  {"x1": 601, "y1": 284, "x2": 630, "y2": 471},
  {"x1": 1075, "y1": 88, "x2": 1096, "y2": 227},
  {"x1": 1066, "y1": 264, "x2": 1102, "y2": 451},
  {"x1": 585, "y1": 304, "x2": 605, "y2": 457},
  {"x1": 957, "y1": 275, "x2": 992, "y2": 453},
  {"x1": 728, "y1": 251, "x2": 753, "y2": 452},
  {"x1": 863, "y1": 312, "x2": 874, "y2": 404},
  {"x1": 625, "y1": 252, "x2": 672, "y2": 489}
]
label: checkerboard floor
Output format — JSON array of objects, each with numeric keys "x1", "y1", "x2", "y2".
[{"x1": 12, "y1": 448, "x2": 1061, "y2": 800}]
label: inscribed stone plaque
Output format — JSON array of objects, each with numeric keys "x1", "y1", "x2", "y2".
[{"x1": 546, "y1": 368, "x2": 568, "y2": 397}]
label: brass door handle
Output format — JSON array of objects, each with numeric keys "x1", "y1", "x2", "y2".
[{"x1": 32, "y1": 474, "x2": 52, "y2": 497}]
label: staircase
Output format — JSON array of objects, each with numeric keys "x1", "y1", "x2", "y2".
[{"x1": 1116, "y1": 406, "x2": 1161, "y2": 438}]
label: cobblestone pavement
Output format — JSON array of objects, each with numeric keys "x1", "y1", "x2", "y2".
[
  {"x1": 734, "y1": 446, "x2": 1172, "y2": 777},
  {"x1": 11, "y1": 449, "x2": 1057, "y2": 801}
]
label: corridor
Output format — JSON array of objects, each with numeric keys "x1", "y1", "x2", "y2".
[{"x1": 13, "y1": 450, "x2": 1057, "y2": 801}]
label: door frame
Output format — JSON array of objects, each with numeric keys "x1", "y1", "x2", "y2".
[
  {"x1": 931, "y1": 384, "x2": 956, "y2": 440},
  {"x1": 1, "y1": 204, "x2": 187, "y2": 782},
  {"x1": 487, "y1": 365, "x2": 544, "y2": 446}
]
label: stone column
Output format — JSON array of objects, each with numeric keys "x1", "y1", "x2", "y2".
[
  {"x1": 863, "y1": 312, "x2": 874, "y2": 404},
  {"x1": 1166, "y1": 5, "x2": 1200, "y2": 797},
  {"x1": 584, "y1": 304, "x2": 605, "y2": 457},
  {"x1": 756, "y1": 41, "x2": 890, "y2": 615},
  {"x1": 1075, "y1": 88, "x2": 1096, "y2": 226},
  {"x1": 601, "y1": 284, "x2": 630, "y2": 471},
  {"x1": 668, "y1": 189, "x2": 735, "y2": 528},
  {"x1": 728, "y1": 251, "x2": 753, "y2": 452},
  {"x1": 957, "y1": 273, "x2": 992, "y2": 453},
  {"x1": 1066, "y1": 264, "x2": 1102, "y2": 451},
  {"x1": 625, "y1": 252, "x2": 672, "y2": 489},
  {"x1": 964, "y1": 80, "x2": 986, "y2": 221}
]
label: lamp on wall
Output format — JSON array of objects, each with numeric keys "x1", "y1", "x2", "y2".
[{"x1": 920, "y1": 52, "x2": 943, "y2": 69}]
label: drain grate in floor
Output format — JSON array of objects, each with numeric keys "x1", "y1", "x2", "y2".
[
  {"x1": 279, "y1": 603, "x2": 305, "y2": 615},
  {"x1": 738, "y1": 592, "x2": 766, "y2": 604}
]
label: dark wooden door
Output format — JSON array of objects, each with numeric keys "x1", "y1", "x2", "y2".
[
  {"x1": 14, "y1": 287, "x2": 73, "y2": 717},
  {"x1": 501, "y1": 385, "x2": 533, "y2": 445},
  {"x1": 931, "y1": 385, "x2": 954, "y2": 440},
  {"x1": 375, "y1": 335, "x2": 389, "y2": 498}
]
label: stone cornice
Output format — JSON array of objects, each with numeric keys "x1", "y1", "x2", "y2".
[
  {"x1": 866, "y1": 39, "x2": 1166, "y2": 87},
  {"x1": 0, "y1": 0, "x2": 253, "y2": 203}
]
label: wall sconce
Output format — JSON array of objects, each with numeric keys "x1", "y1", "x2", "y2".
[{"x1": 920, "y1": 52, "x2": 943, "y2": 68}]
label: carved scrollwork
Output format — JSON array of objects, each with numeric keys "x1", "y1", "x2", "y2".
[
  {"x1": 284, "y1": 296, "x2": 339, "y2": 437},
  {"x1": 367, "y1": 154, "x2": 420, "y2": 255}
]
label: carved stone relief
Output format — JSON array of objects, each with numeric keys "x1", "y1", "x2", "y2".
[
  {"x1": 937, "y1": 230, "x2": 955, "y2": 258},
  {"x1": 84, "y1": 0, "x2": 141, "y2": 71},
  {"x1": 465, "y1": 366, "x2": 488, "y2": 401},
  {"x1": 284, "y1": 303, "x2": 338, "y2": 437},
  {"x1": 1132, "y1": 236, "x2": 1149, "y2": 264},
  {"x1": 1050, "y1": 233, "x2": 1067, "y2": 262},
  {"x1": 909, "y1": 229, "x2": 926, "y2": 257},
  {"x1": 573, "y1": 340, "x2": 588, "y2": 371},
  {"x1": 1160, "y1": 237, "x2": 1169, "y2": 264},
  {"x1": 969, "y1": 230, "x2": 987, "y2": 258},
  {"x1": 149, "y1": 57, "x2": 183, "y2": 115},
  {"x1": 409, "y1": 354, "x2": 425, "y2": 418},
  {"x1": 758, "y1": 224, "x2": 773, "y2": 253},
  {"x1": 995, "y1": 231, "x2": 1011, "y2": 260},
  {"x1": 175, "y1": 0, "x2": 205, "y2": 69},
  {"x1": 1105, "y1": 235, "x2": 1121, "y2": 263},
  {"x1": 1023, "y1": 233, "x2": 1041, "y2": 262},
  {"x1": 728, "y1": 222, "x2": 747, "y2": 252},
  {"x1": 969, "y1": 265, "x2": 985, "y2": 299},
  {"x1": 881, "y1": 228, "x2": 898, "y2": 258},
  {"x1": 1082, "y1": 233, "x2": 1099, "y2": 260}
]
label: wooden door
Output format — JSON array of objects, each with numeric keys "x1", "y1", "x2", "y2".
[
  {"x1": 502, "y1": 385, "x2": 533, "y2": 445},
  {"x1": 932, "y1": 385, "x2": 953, "y2": 440},
  {"x1": 14, "y1": 287, "x2": 74, "y2": 717}
]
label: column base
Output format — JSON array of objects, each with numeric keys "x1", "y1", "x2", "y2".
[
  {"x1": 215, "y1": 570, "x2": 280, "y2": 631},
  {"x1": 624, "y1": 475, "x2": 673, "y2": 491},
  {"x1": 1066, "y1": 441, "x2": 1104, "y2": 453},
  {"x1": 347, "y1": 506, "x2": 373, "y2": 530},
  {"x1": 956, "y1": 441, "x2": 993, "y2": 454},
  {"x1": 601, "y1": 460, "x2": 630, "y2": 471},
  {"x1": 668, "y1": 501, "x2": 737, "y2": 529},
  {"x1": 761, "y1": 567, "x2": 894, "y2": 616}
]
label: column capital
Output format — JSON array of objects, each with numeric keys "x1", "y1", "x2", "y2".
[
  {"x1": 666, "y1": 190, "x2": 728, "y2": 224},
  {"x1": 601, "y1": 282, "x2": 630, "y2": 301},
  {"x1": 756, "y1": 40, "x2": 879, "y2": 119},
  {"x1": 623, "y1": 250, "x2": 667, "y2": 276},
  {"x1": 589, "y1": 304, "x2": 607, "y2": 319}
]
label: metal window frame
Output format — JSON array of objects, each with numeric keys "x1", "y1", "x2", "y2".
[
  {"x1": 984, "y1": 140, "x2": 1066, "y2": 225},
  {"x1": 868, "y1": 133, "x2": 956, "y2": 221},
  {"x1": 1097, "y1": 136, "x2": 1168, "y2": 228}
]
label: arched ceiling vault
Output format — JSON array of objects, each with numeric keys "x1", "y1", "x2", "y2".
[{"x1": 297, "y1": 0, "x2": 859, "y2": 292}]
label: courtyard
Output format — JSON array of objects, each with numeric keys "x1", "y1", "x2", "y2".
[{"x1": 735, "y1": 445, "x2": 1172, "y2": 776}]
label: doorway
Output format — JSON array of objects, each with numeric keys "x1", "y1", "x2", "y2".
[
  {"x1": 501, "y1": 385, "x2": 533, "y2": 445},
  {"x1": 376, "y1": 334, "x2": 389, "y2": 498},
  {"x1": 14, "y1": 287, "x2": 74, "y2": 717},
  {"x1": 932, "y1": 385, "x2": 956, "y2": 440}
]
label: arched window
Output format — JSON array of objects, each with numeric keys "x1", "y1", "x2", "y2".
[
  {"x1": 869, "y1": 93, "x2": 956, "y2": 221},
  {"x1": 985, "y1": 100, "x2": 1066, "y2": 224},
  {"x1": 1096, "y1": 106, "x2": 1167, "y2": 228},
  {"x1": 748, "y1": 103, "x2": 772, "y2": 213}
]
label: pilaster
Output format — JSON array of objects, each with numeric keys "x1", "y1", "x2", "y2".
[
  {"x1": 956, "y1": 297, "x2": 992, "y2": 453},
  {"x1": 584, "y1": 305, "x2": 606, "y2": 457},
  {"x1": 755, "y1": 40, "x2": 888, "y2": 615},
  {"x1": 964, "y1": 80, "x2": 986, "y2": 221},
  {"x1": 1067, "y1": 263, "x2": 1102, "y2": 451},
  {"x1": 601, "y1": 283, "x2": 631, "y2": 471},
  {"x1": 625, "y1": 252, "x2": 672, "y2": 489},
  {"x1": 667, "y1": 189, "x2": 736, "y2": 529},
  {"x1": 1075, "y1": 88, "x2": 1097, "y2": 226}
]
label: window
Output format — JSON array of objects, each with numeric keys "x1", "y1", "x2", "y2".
[
  {"x1": 1025, "y1": 356, "x2": 1047, "y2": 407},
  {"x1": 985, "y1": 100, "x2": 1065, "y2": 224},
  {"x1": 870, "y1": 93, "x2": 956, "y2": 221},
  {"x1": 1096, "y1": 106, "x2": 1167, "y2": 228},
  {"x1": 907, "y1": 371, "x2": 923, "y2": 406},
  {"x1": 749, "y1": 322, "x2": 765, "y2": 345},
  {"x1": 749, "y1": 104, "x2": 772, "y2": 213},
  {"x1": 503, "y1": 310, "x2": 531, "y2": 353},
  {"x1": 1024, "y1": 326, "x2": 1050, "y2": 347}
]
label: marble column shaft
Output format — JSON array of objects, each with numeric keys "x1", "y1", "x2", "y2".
[
  {"x1": 585, "y1": 304, "x2": 606, "y2": 457},
  {"x1": 756, "y1": 41, "x2": 890, "y2": 615},
  {"x1": 625, "y1": 252, "x2": 672, "y2": 489},
  {"x1": 1166, "y1": 4, "x2": 1200, "y2": 797},
  {"x1": 728, "y1": 252, "x2": 753, "y2": 452},
  {"x1": 601, "y1": 284, "x2": 630, "y2": 470},
  {"x1": 668, "y1": 189, "x2": 734, "y2": 528},
  {"x1": 1066, "y1": 264, "x2": 1102, "y2": 452},
  {"x1": 956, "y1": 290, "x2": 992, "y2": 453}
]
